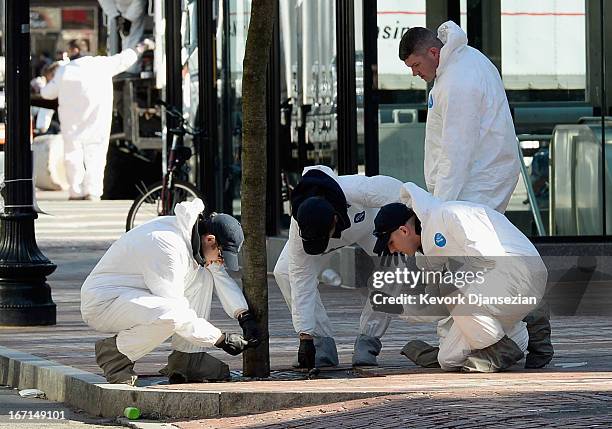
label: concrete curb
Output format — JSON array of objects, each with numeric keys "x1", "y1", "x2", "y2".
[{"x1": 0, "y1": 345, "x2": 384, "y2": 419}]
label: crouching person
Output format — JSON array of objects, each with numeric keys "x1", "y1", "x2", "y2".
[
  {"x1": 372, "y1": 183, "x2": 548, "y2": 372},
  {"x1": 80, "y1": 199, "x2": 260, "y2": 385}
]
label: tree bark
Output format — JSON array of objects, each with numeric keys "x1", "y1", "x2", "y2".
[{"x1": 241, "y1": 0, "x2": 276, "y2": 378}]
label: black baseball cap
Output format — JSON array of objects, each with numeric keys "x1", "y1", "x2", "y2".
[
  {"x1": 373, "y1": 203, "x2": 415, "y2": 256},
  {"x1": 296, "y1": 196, "x2": 335, "y2": 255},
  {"x1": 191, "y1": 213, "x2": 244, "y2": 270}
]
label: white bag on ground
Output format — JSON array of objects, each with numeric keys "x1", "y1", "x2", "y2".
[{"x1": 32, "y1": 134, "x2": 68, "y2": 191}]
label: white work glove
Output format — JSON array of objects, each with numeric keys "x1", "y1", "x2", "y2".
[
  {"x1": 30, "y1": 76, "x2": 46, "y2": 92},
  {"x1": 135, "y1": 38, "x2": 155, "y2": 54}
]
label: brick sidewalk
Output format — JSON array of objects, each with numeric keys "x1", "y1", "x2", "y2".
[{"x1": 175, "y1": 390, "x2": 612, "y2": 428}]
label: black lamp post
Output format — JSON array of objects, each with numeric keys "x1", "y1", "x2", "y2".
[{"x1": 0, "y1": 0, "x2": 56, "y2": 325}]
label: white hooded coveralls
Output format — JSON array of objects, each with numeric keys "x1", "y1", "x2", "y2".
[
  {"x1": 425, "y1": 21, "x2": 520, "y2": 212},
  {"x1": 80, "y1": 199, "x2": 248, "y2": 362},
  {"x1": 399, "y1": 183, "x2": 548, "y2": 370},
  {"x1": 40, "y1": 48, "x2": 138, "y2": 199},
  {"x1": 274, "y1": 165, "x2": 403, "y2": 338}
]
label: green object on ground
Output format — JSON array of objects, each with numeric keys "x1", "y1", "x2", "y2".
[{"x1": 123, "y1": 406, "x2": 141, "y2": 420}]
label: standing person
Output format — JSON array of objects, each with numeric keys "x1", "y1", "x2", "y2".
[
  {"x1": 398, "y1": 21, "x2": 552, "y2": 368},
  {"x1": 40, "y1": 40, "x2": 153, "y2": 200},
  {"x1": 372, "y1": 183, "x2": 548, "y2": 372},
  {"x1": 81, "y1": 199, "x2": 261, "y2": 385},
  {"x1": 274, "y1": 165, "x2": 403, "y2": 368}
]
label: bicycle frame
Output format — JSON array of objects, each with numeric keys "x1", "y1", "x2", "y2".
[
  {"x1": 160, "y1": 133, "x2": 178, "y2": 215},
  {"x1": 155, "y1": 100, "x2": 201, "y2": 216}
]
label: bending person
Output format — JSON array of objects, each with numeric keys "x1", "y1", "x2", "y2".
[
  {"x1": 372, "y1": 183, "x2": 548, "y2": 372},
  {"x1": 274, "y1": 165, "x2": 403, "y2": 368}
]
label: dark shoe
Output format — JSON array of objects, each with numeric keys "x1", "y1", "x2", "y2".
[
  {"x1": 95, "y1": 336, "x2": 138, "y2": 385},
  {"x1": 159, "y1": 350, "x2": 230, "y2": 383},
  {"x1": 401, "y1": 340, "x2": 441, "y2": 368},
  {"x1": 462, "y1": 335, "x2": 524, "y2": 373},
  {"x1": 524, "y1": 304, "x2": 554, "y2": 368}
]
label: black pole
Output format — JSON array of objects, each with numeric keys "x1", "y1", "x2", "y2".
[
  {"x1": 362, "y1": 0, "x2": 379, "y2": 176},
  {"x1": 336, "y1": 0, "x2": 358, "y2": 174},
  {"x1": 221, "y1": 0, "x2": 232, "y2": 215},
  {"x1": 266, "y1": 0, "x2": 281, "y2": 236},
  {"x1": 447, "y1": 0, "x2": 461, "y2": 25},
  {"x1": 601, "y1": 0, "x2": 607, "y2": 236},
  {"x1": 165, "y1": 0, "x2": 182, "y2": 137},
  {"x1": 196, "y1": 0, "x2": 219, "y2": 211},
  {"x1": 0, "y1": 0, "x2": 56, "y2": 326}
]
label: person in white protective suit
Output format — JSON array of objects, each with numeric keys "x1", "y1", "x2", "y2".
[
  {"x1": 81, "y1": 199, "x2": 261, "y2": 385},
  {"x1": 98, "y1": 0, "x2": 148, "y2": 51},
  {"x1": 371, "y1": 183, "x2": 548, "y2": 372},
  {"x1": 40, "y1": 40, "x2": 153, "y2": 201},
  {"x1": 398, "y1": 21, "x2": 553, "y2": 368},
  {"x1": 273, "y1": 165, "x2": 403, "y2": 368},
  {"x1": 399, "y1": 20, "x2": 519, "y2": 210}
]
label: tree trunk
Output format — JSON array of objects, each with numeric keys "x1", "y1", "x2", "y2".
[{"x1": 241, "y1": 0, "x2": 276, "y2": 378}]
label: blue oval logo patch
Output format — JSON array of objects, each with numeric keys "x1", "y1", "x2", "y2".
[
  {"x1": 434, "y1": 232, "x2": 446, "y2": 247},
  {"x1": 428, "y1": 93, "x2": 434, "y2": 108},
  {"x1": 354, "y1": 211, "x2": 366, "y2": 223}
]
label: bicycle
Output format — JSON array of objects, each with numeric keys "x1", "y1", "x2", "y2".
[{"x1": 125, "y1": 100, "x2": 204, "y2": 231}]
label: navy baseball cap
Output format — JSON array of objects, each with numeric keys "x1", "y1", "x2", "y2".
[
  {"x1": 296, "y1": 196, "x2": 335, "y2": 255},
  {"x1": 192, "y1": 213, "x2": 244, "y2": 270},
  {"x1": 373, "y1": 203, "x2": 415, "y2": 256}
]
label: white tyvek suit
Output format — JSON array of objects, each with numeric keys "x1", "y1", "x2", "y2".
[
  {"x1": 400, "y1": 183, "x2": 547, "y2": 370},
  {"x1": 80, "y1": 199, "x2": 248, "y2": 362},
  {"x1": 40, "y1": 49, "x2": 138, "y2": 199},
  {"x1": 98, "y1": 0, "x2": 148, "y2": 50},
  {"x1": 425, "y1": 21, "x2": 520, "y2": 213},
  {"x1": 274, "y1": 165, "x2": 403, "y2": 340}
]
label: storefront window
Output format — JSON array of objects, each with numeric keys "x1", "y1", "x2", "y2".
[
  {"x1": 376, "y1": 0, "x2": 427, "y2": 185},
  {"x1": 376, "y1": 0, "x2": 426, "y2": 91},
  {"x1": 278, "y1": 0, "x2": 338, "y2": 224},
  {"x1": 501, "y1": 0, "x2": 586, "y2": 101},
  {"x1": 501, "y1": 1, "x2": 602, "y2": 237},
  {"x1": 220, "y1": 0, "x2": 251, "y2": 217}
]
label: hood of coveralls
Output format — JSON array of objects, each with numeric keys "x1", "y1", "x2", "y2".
[
  {"x1": 399, "y1": 182, "x2": 442, "y2": 225},
  {"x1": 290, "y1": 165, "x2": 351, "y2": 241},
  {"x1": 436, "y1": 20, "x2": 468, "y2": 79},
  {"x1": 173, "y1": 198, "x2": 206, "y2": 265}
]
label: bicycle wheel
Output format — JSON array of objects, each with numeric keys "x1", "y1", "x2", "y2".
[{"x1": 126, "y1": 180, "x2": 203, "y2": 231}]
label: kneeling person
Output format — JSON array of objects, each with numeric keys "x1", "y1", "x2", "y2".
[
  {"x1": 81, "y1": 199, "x2": 260, "y2": 385},
  {"x1": 373, "y1": 183, "x2": 548, "y2": 372}
]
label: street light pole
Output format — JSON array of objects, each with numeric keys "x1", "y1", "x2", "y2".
[{"x1": 0, "y1": 0, "x2": 56, "y2": 325}]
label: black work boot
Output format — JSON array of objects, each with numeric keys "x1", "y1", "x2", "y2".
[
  {"x1": 401, "y1": 340, "x2": 441, "y2": 368},
  {"x1": 159, "y1": 351, "x2": 230, "y2": 383},
  {"x1": 95, "y1": 336, "x2": 138, "y2": 386},
  {"x1": 523, "y1": 304, "x2": 554, "y2": 369},
  {"x1": 462, "y1": 335, "x2": 524, "y2": 373}
]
